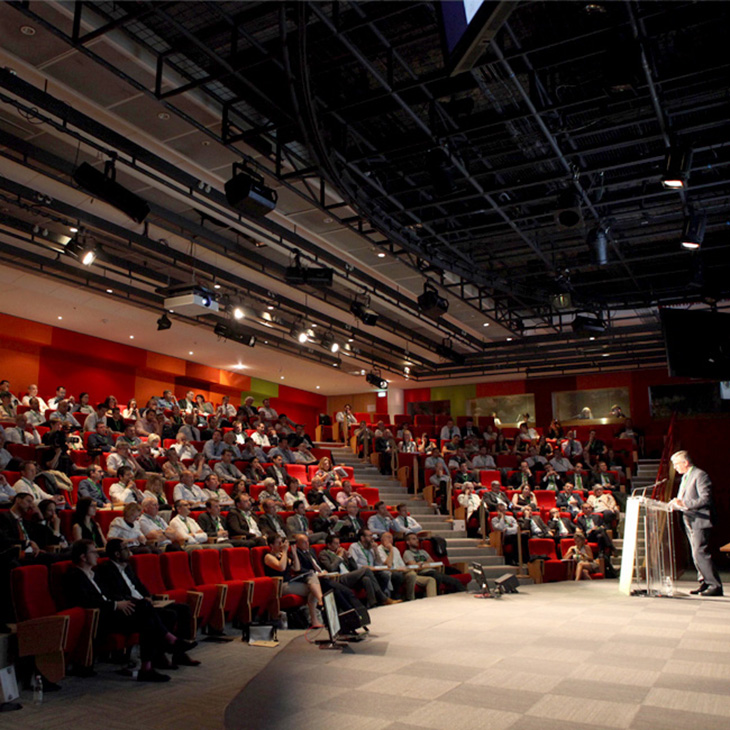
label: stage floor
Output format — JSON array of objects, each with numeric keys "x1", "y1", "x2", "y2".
[
  {"x1": 226, "y1": 579, "x2": 730, "y2": 730},
  {"x1": 8, "y1": 579, "x2": 730, "y2": 730}
]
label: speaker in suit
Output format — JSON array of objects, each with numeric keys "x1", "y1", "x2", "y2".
[{"x1": 670, "y1": 452, "x2": 722, "y2": 595}]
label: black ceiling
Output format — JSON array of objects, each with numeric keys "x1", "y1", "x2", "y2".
[{"x1": 1, "y1": 0, "x2": 729, "y2": 380}]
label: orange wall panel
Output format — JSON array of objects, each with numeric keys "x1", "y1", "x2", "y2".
[
  {"x1": 0, "y1": 313, "x2": 53, "y2": 345},
  {"x1": 134, "y1": 375, "x2": 176, "y2": 407},
  {"x1": 0, "y1": 342, "x2": 41, "y2": 393},
  {"x1": 186, "y1": 362, "x2": 220, "y2": 384},
  {"x1": 219, "y1": 371, "x2": 251, "y2": 391},
  {"x1": 146, "y1": 352, "x2": 187, "y2": 377}
]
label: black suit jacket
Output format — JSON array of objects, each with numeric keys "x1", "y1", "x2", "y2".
[
  {"x1": 197, "y1": 512, "x2": 226, "y2": 538},
  {"x1": 226, "y1": 510, "x2": 261, "y2": 539},
  {"x1": 95, "y1": 560, "x2": 151, "y2": 601},
  {"x1": 575, "y1": 513, "x2": 606, "y2": 535},
  {"x1": 509, "y1": 472, "x2": 535, "y2": 489},
  {"x1": 519, "y1": 515, "x2": 550, "y2": 538},
  {"x1": 336, "y1": 515, "x2": 363, "y2": 541},
  {"x1": 265, "y1": 465, "x2": 288, "y2": 486},
  {"x1": 0, "y1": 511, "x2": 32, "y2": 552},
  {"x1": 64, "y1": 565, "x2": 116, "y2": 617},
  {"x1": 484, "y1": 490, "x2": 512, "y2": 511},
  {"x1": 548, "y1": 517, "x2": 576, "y2": 537},
  {"x1": 258, "y1": 513, "x2": 291, "y2": 540},
  {"x1": 311, "y1": 516, "x2": 338, "y2": 537},
  {"x1": 87, "y1": 433, "x2": 114, "y2": 453}
]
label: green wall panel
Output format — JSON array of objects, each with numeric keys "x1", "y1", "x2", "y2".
[{"x1": 430, "y1": 384, "x2": 477, "y2": 416}]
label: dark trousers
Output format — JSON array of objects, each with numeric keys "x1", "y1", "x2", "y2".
[
  {"x1": 684, "y1": 520, "x2": 722, "y2": 590},
  {"x1": 99, "y1": 599, "x2": 170, "y2": 662},
  {"x1": 339, "y1": 568, "x2": 386, "y2": 607},
  {"x1": 421, "y1": 569, "x2": 467, "y2": 593},
  {"x1": 586, "y1": 528, "x2": 614, "y2": 555}
]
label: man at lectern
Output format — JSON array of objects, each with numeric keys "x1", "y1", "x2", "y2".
[{"x1": 669, "y1": 450, "x2": 723, "y2": 597}]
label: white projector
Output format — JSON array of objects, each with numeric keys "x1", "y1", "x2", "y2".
[{"x1": 164, "y1": 291, "x2": 219, "y2": 316}]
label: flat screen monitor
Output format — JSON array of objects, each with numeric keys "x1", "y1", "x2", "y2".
[
  {"x1": 439, "y1": 1, "x2": 516, "y2": 76},
  {"x1": 321, "y1": 591, "x2": 340, "y2": 643},
  {"x1": 660, "y1": 308, "x2": 730, "y2": 379}
]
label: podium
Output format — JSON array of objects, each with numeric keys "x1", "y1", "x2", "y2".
[{"x1": 619, "y1": 495, "x2": 677, "y2": 596}]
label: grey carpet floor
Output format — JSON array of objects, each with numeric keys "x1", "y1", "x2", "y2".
[{"x1": 224, "y1": 579, "x2": 730, "y2": 730}]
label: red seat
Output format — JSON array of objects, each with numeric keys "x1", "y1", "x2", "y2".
[
  {"x1": 496, "y1": 454, "x2": 519, "y2": 469},
  {"x1": 526, "y1": 538, "x2": 567, "y2": 583},
  {"x1": 191, "y1": 549, "x2": 248, "y2": 624},
  {"x1": 160, "y1": 552, "x2": 226, "y2": 631},
  {"x1": 221, "y1": 548, "x2": 280, "y2": 623},
  {"x1": 250, "y1": 546, "x2": 306, "y2": 611},
  {"x1": 11, "y1": 564, "x2": 95, "y2": 682},
  {"x1": 5, "y1": 443, "x2": 37, "y2": 461},
  {"x1": 479, "y1": 470, "x2": 502, "y2": 486}
]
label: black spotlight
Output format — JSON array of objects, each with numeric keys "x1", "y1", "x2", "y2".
[
  {"x1": 214, "y1": 322, "x2": 256, "y2": 347},
  {"x1": 681, "y1": 211, "x2": 706, "y2": 250},
  {"x1": 365, "y1": 371, "x2": 388, "y2": 390},
  {"x1": 417, "y1": 282, "x2": 449, "y2": 318},
  {"x1": 156, "y1": 313, "x2": 172, "y2": 331},
  {"x1": 661, "y1": 146, "x2": 692, "y2": 190},
  {"x1": 350, "y1": 301, "x2": 379, "y2": 326},
  {"x1": 435, "y1": 338, "x2": 466, "y2": 366},
  {"x1": 225, "y1": 163, "x2": 277, "y2": 218},
  {"x1": 73, "y1": 162, "x2": 150, "y2": 223},
  {"x1": 555, "y1": 189, "x2": 582, "y2": 229},
  {"x1": 285, "y1": 251, "x2": 333, "y2": 286},
  {"x1": 572, "y1": 314, "x2": 606, "y2": 335},
  {"x1": 588, "y1": 227, "x2": 609, "y2": 266}
]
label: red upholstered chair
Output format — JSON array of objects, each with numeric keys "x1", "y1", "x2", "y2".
[
  {"x1": 479, "y1": 470, "x2": 502, "y2": 486},
  {"x1": 130, "y1": 553, "x2": 202, "y2": 636},
  {"x1": 287, "y1": 464, "x2": 309, "y2": 484},
  {"x1": 11, "y1": 565, "x2": 96, "y2": 683},
  {"x1": 6, "y1": 443, "x2": 36, "y2": 461},
  {"x1": 534, "y1": 490, "x2": 556, "y2": 511},
  {"x1": 221, "y1": 548, "x2": 280, "y2": 622},
  {"x1": 496, "y1": 454, "x2": 519, "y2": 469},
  {"x1": 393, "y1": 415, "x2": 410, "y2": 428},
  {"x1": 526, "y1": 538, "x2": 568, "y2": 584},
  {"x1": 250, "y1": 546, "x2": 306, "y2": 612},
  {"x1": 356, "y1": 487, "x2": 380, "y2": 506},
  {"x1": 191, "y1": 549, "x2": 248, "y2": 625},
  {"x1": 160, "y1": 552, "x2": 226, "y2": 632}
]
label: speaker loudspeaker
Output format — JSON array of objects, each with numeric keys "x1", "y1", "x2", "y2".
[{"x1": 494, "y1": 573, "x2": 520, "y2": 594}]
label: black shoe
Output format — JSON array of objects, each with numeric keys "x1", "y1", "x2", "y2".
[
  {"x1": 690, "y1": 584, "x2": 708, "y2": 595},
  {"x1": 137, "y1": 669, "x2": 170, "y2": 683},
  {"x1": 173, "y1": 652, "x2": 201, "y2": 667},
  {"x1": 172, "y1": 638, "x2": 198, "y2": 654},
  {"x1": 699, "y1": 586, "x2": 724, "y2": 597}
]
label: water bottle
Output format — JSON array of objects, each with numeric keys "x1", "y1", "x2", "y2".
[
  {"x1": 31, "y1": 673, "x2": 43, "y2": 705},
  {"x1": 279, "y1": 611, "x2": 288, "y2": 630},
  {"x1": 663, "y1": 576, "x2": 674, "y2": 597}
]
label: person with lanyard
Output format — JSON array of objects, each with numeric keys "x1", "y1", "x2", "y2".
[
  {"x1": 5, "y1": 413, "x2": 40, "y2": 445},
  {"x1": 557, "y1": 482, "x2": 584, "y2": 517},
  {"x1": 347, "y1": 528, "x2": 394, "y2": 598},
  {"x1": 285, "y1": 500, "x2": 327, "y2": 544},
  {"x1": 376, "y1": 531, "x2": 434, "y2": 601},
  {"x1": 78, "y1": 464, "x2": 110, "y2": 508},
  {"x1": 138, "y1": 497, "x2": 175, "y2": 550},
  {"x1": 391, "y1": 503, "x2": 429, "y2": 539},
  {"x1": 335, "y1": 500, "x2": 363, "y2": 541},
  {"x1": 108, "y1": 502, "x2": 153, "y2": 554},
  {"x1": 214, "y1": 450, "x2": 244, "y2": 483},
  {"x1": 168, "y1": 500, "x2": 208, "y2": 548},
  {"x1": 402, "y1": 534, "x2": 467, "y2": 594},
  {"x1": 225, "y1": 494, "x2": 266, "y2": 547},
  {"x1": 201, "y1": 473, "x2": 234, "y2": 508},
  {"x1": 367, "y1": 501, "x2": 394, "y2": 538},
  {"x1": 109, "y1": 466, "x2": 144, "y2": 506},
  {"x1": 143, "y1": 473, "x2": 170, "y2": 509},
  {"x1": 563, "y1": 533, "x2": 599, "y2": 581},
  {"x1": 547, "y1": 507, "x2": 575, "y2": 549},
  {"x1": 162, "y1": 448, "x2": 185, "y2": 481},
  {"x1": 519, "y1": 506, "x2": 551, "y2": 539},
  {"x1": 0, "y1": 492, "x2": 42, "y2": 559},
  {"x1": 71, "y1": 497, "x2": 107, "y2": 548},
  {"x1": 542, "y1": 464, "x2": 563, "y2": 492},
  {"x1": 13, "y1": 460, "x2": 65, "y2": 508},
  {"x1": 106, "y1": 441, "x2": 142, "y2": 478},
  {"x1": 196, "y1": 499, "x2": 233, "y2": 546},
  {"x1": 172, "y1": 470, "x2": 206, "y2": 509},
  {"x1": 257, "y1": 498, "x2": 291, "y2": 542},
  {"x1": 263, "y1": 533, "x2": 323, "y2": 628},
  {"x1": 575, "y1": 502, "x2": 614, "y2": 557},
  {"x1": 203, "y1": 430, "x2": 226, "y2": 461}
]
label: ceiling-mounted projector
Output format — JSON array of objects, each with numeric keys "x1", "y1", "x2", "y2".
[{"x1": 164, "y1": 286, "x2": 219, "y2": 316}]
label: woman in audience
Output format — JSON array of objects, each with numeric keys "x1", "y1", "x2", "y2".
[
  {"x1": 75, "y1": 392, "x2": 94, "y2": 415},
  {"x1": 162, "y1": 448, "x2": 185, "y2": 481},
  {"x1": 547, "y1": 419, "x2": 563, "y2": 439},
  {"x1": 283, "y1": 477, "x2": 310, "y2": 509},
  {"x1": 314, "y1": 456, "x2": 347, "y2": 486},
  {"x1": 564, "y1": 533, "x2": 599, "y2": 580},
  {"x1": 190, "y1": 452, "x2": 213, "y2": 481},
  {"x1": 399, "y1": 429, "x2": 417, "y2": 453},
  {"x1": 537, "y1": 434, "x2": 553, "y2": 458},
  {"x1": 416, "y1": 433, "x2": 432, "y2": 453},
  {"x1": 482, "y1": 424, "x2": 498, "y2": 445},
  {"x1": 107, "y1": 502, "x2": 151, "y2": 554},
  {"x1": 34, "y1": 499, "x2": 70, "y2": 552},
  {"x1": 263, "y1": 534, "x2": 323, "y2": 628},
  {"x1": 195, "y1": 394, "x2": 214, "y2": 415},
  {"x1": 71, "y1": 497, "x2": 107, "y2": 548},
  {"x1": 512, "y1": 485, "x2": 538, "y2": 512},
  {"x1": 143, "y1": 473, "x2": 170, "y2": 509},
  {"x1": 245, "y1": 457, "x2": 266, "y2": 485},
  {"x1": 147, "y1": 433, "x2": 163, "y2": 457},
  {"x1": 514, "y1": 423, "x2": 533, "y2": 452},
  {"x1": 123, "y1": 398, "x2": 140, "y2": 420},
  {"x1": 229, "y1": 479, "x2": 249, "y2": 503},
  {"x1": 104, "y1": 395, "x2": 119, "y2": 415},
  {"x1": 493, "y1": 432, "x2": 510, "y2": 455}
]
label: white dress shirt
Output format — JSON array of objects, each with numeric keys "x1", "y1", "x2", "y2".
[
  {"x1": 169, "y1": 515, "x2": 207, "y2": 544},
  {"x1": 13, "y1": 477, "x2": 53, "y2": 505},
  {"x1": 173, "y1": 482, "x2": 206, "y2": 504},
  {"x1": 107, "y1": 517, "x2": 145, "y2": 546}
]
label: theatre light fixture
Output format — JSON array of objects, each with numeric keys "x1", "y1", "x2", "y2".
[
  {"x1": 73, "y1": 161, "x2": 150, "y2": 223},
  {"x1": 350, "y1": 300, "x2": 379, "y2": 326},
  {"x1": 661, "y1": 146, "x2": 692, "y2": 189},
  {"x1": 224, "y1": 163, "x2": 277, "y2": 218},
  {"x1": 214, "y1": 322, "x2": 256, "y2": 347},
  {"x1": 365, "y1": 371, "x2": 388, "y2": 390},
  {"x1": 417, "y1": 281, "x2": 449, "y2": 318},
  {"x1": 320, "y1": 332, "x2": 340, "y2": 354},
  {"x1": 680, "y1": 211, "x2": 706, "y2": 250},
  {"x1": 435, "y1": 338, "x2": 466, "y2": 366},
  {"x1": 156, "y1": 313, "x2": 172, "y2": 331}
]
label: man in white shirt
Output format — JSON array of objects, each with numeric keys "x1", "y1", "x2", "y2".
[
  {"x1": 257, "y1": 398, "x2": 278, "y2": 427},
  {"x1": 169, "y1": 500, "x2": 208, "y2": 547},
  {"x1": 172, "y1": 471, "x2": 206, "y2": 508},
  {"x1": 49, "y1": 400, "x2": 81, "y2": 429},
  {"x1": 525, "y1": 445, "x2": 547, "y2": 471},
  {"x1": 106, "y1": 441, "x2": 143, "y2": 478},
  {"x1": 178, "y1": 414, "x2": 201, "y2": 442},
  {"x1": 251, "y1": 422, "x2": 270, "y2": 448},
  {"x1": 376, "y1": 532, "x2": 434, "y2": 601},
  {"x1": 335, "y1": 481, "x2": 367, "y2": 509},
  {"x1": 172, "y1": 433, "x2": 198, "y2": 460},
  {"x1": 22, "y1": 384, "x2": 47, "y2": 412},
  {"x1": 439, "y1": 419, "x2": 460, "y2": 443},
  {"x1": 402, "y1": 534, "x2": 466, "y2": 594},
  {"x1": 214, "y1": 450, "x2": 243, "y2": 483},
  {"x1": 203, "y1": 430, "x2": 226, "y2": 461},
  {"x1": 391, "y1": 503, "x2": 428, "y2": 538},
  {"x1": 561, "y1": 431, "x2": 583, "y2": 460},
  {"x1": 5, "y1": 413, "x2": 41, "y2": 445},
  {"x1": 138, "y1": 498, "x2": 174, "y2": 549},
  {"x1": 13, "y1": 461, "x2": 62, "y2": 507},
  {"x1": 216, "y1": 396, "x2": 237, "y2": 421},
  {"x1": 472, "y1": 446, "x2": 496, "y2": 470},
  {"x1": 549, "y1": 453, "x2": 573, "y2": 474},
  {"x1": 109, "y1": 466, "x2": 144, "y2": 505},
  {"x1": 47, "y1": 386, "x2": 67, "y2": 410},
  {"x1": 25, "y1": 398, "x2": 46, "y2": 427},
  {"x1": 367, "y1": 501, "x2": 394, "y2": 538},
  {"x1": 457, "y1": 485, "x2": 481, "y2": 522},
  {"x1": 491, "y1": 503, "x2": 527, "y2": 566},
  {"x1": 107, "y1": 502, "x2": 148, "y2": 550},
  {"x1": 83, "y1": 402, "x2": 109, "y2": 433}
]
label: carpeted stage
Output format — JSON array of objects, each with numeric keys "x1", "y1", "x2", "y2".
[{"x1": 10, "y1": 580, "x2": 730, "y2": 730}]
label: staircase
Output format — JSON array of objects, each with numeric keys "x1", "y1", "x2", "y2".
[{"x1": 323, "y1": 444, "x2": 532, "y2": 584}]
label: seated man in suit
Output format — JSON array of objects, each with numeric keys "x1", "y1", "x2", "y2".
[
  {"x1": 491, "y1": 503, "x2": 529, "y2": 565},
  {"x1": 547, "y1": 506, "x2": 575, "y2": 551},
  {"x1": 402, "y1": 534, "x2": 466, "y2": 594},
  {"x1": 225, "y1": 494, "x2": 266, "y2": 547},
  {"x1": 509, "y1": 461, "x2": 535, "y2": 489},
  {"x1": 213, "y1": 450, "x2": 243, "y2": 483},
  {"x1": 311, "y1": 502, "x2": 339, "y2": 540},
  {"x1": 265, "y1": 454, "x2": 289, "y2": 487},
  {"x1": 593, "y1": 460, "x2": 618, "y2": 493},
  {"x1": 87, "y1": 422, "x2": 115, "y2": 456},
  {"x1": 318, "y1": 533, "x2": 398, "y2": 608},
  {"x1": 367, "y1": 501, "x2": 394, "y2": 539},
  {"x1": 77, "y1": 464, "x2": 110, "y2": 508},
  {"x1": 258, "y1": 498, "x2": 292, "y2": 542},
  {"x1": 286, "y1": 500, "x2": 327, "y2": 544},
  {"x1": 519, "y1": 506, "x2": 551, "y2": 539},
  {"x1": 0, "y1": 492, "x2": 46, "y2": 561},
  {"x1": 336, "y1": 500, "x2": 365, "y2": 542},
  {"x1": 196, "y1": 499, "x2": 233, "y2": 546},
  {"x1": 452, "y1": 462, "x2": 478, "y2": 489},
  {"x1": 541, "y1": 464, "x2": 563, "y2": 491},
  {"x1": 65, "y1": 539, "x2": 197, "y2": 682},
  {"x1": 556, "y1": 482, "x2": 584, "y2": 517},
  {"x1": 483, "y1": 480, "x2": 514, "y2": 513},
  {"x1": 575, "y1": 502, "x2": 614, "y2": 556}
]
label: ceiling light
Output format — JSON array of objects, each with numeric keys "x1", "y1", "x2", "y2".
[
  {"x1": 555, "y1": 189, "x2": 582, "y2": 229},
  {"x1": 404, "y1": 366, "x2": 411, "y2": 374},
  {"x1": 188, "y1": 351, "x2": 194, "y2": 355},
  {"x1": 20, "y1": 25, "x2": 36, "y2": 36},
  {"x1": 213, "y1": 282, "x2": 221, "y2": 290},
  {"x1": 572, "y1": 314, "x2": 606, "y2": 335},
  {"x1": 106, "y1": 288, "x2": 113, "y2": 294},
  {"x1": 280, "y1": 376, "x2": 285, "y2": 380},
  {"x1": 366, "y1": 371, "x2": 388, "y2": 389},
  {"x1": 320, "y1": 332, "x2": 340, "y2": 354},
  {"x1": 602, "y1": 353, "x2": 610, "y2": 357},
  {"x1": 661, "y1": 146, "x2": 692, "y2": 189},
  {"x1": 483, "y1": 322, "x2": 490, "y2": 327},
  {"x1": 291, "y1": 321, "x2": 308, "y2": 344},
  {"x1": 267, "y1": 305, "x2": 274, "y2": 310},
  {"x1": 589, "y1": 336, "x2": 596, "y2": 341},
  {"x1": 69, "y1": 226, "x2": 79, "y2": 233},
  {"x1": 156, "y1": 313, "x2": 172, "y2": 331},
  {"x1": 348, "y1": 338, "x2": 354, "y2": 343},
  {"x1": 681, "y1": 211, "x2": 706, "y2": 250},
  {"x1": 506, "y1": 337, "x2": 513, "y2": 342},
  {"x1": 377, "y1": 252, "x2": 386, "y2": 258},
  {"x1": 157, "y1": 112, "x2": 170, "y2": 120},
  {"x1": 57, "y1": 316, "x2": 63, "y2": 320},
  {"x1": 129, "y1": 335, "x2": 135, "y2": 340},
  {"x1": 81, "y1": 245, "x2": 97, "y2": 266},
  {"x1": 316, "y1": 385, "x2": 320, "y2": 389},
  {"x1": 233, "y1": 306, "x2": 245, "y2": 320}
]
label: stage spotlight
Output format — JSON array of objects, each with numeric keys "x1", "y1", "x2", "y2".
[
  {"x1": 555, "y1": 189, "x2": 582, "y2": 229},
  {"x1": 435, "y1": 338, "x2": 466, "y2": 366},
  {"x1": 572, "y1": 314, "x2": 606, "y2": 335},
  {"x1": 291, "y1": 321, "x2": 309, "y2": 344},
  {"x1": 285, "y1": 250, "x2": 334, "y2": 286},
  {"x1": 365, "y1": 371, "x2": 388, "y2": 390},
  {"x1": 681, "y1": 211, "x2": 706, "y2": 250},
  {"x1": 233, "y1": 306, "x2": 245, "y2": 320},
  {"x1": 213, "y1": 322, "x2": 256, "y2": 347},
  {"x1": 73, "y1": 161, "x2": 150, "y2": 223},
  {"x1": 350, "y1": 300, "x2": 379, "y2": 326},
  {"x1": 156, "y1": 313, "x2": 172, "y2": 331},
  {"x1": 224, "y1": 163, "x2": 277, "y2": 218},
  {"x1": 320, "y1": 333, "x2": 340, "y2": 354},
  {"x1": 588, "y1": 227, "x2": 609, "y2": 266},
  {"x1": 81, "y1": 244, "x2": 97, "y2": 266},
  {"x1": 417, "y1": 282, "x2": 449, "y2": 318},
  {"x1": 661, "y1": 146, "x2": 692, "y2": 189}
]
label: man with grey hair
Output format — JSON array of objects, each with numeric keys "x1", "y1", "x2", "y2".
[{"x1": 669, "y1": 450, "x2": 722, "y2": 596}]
